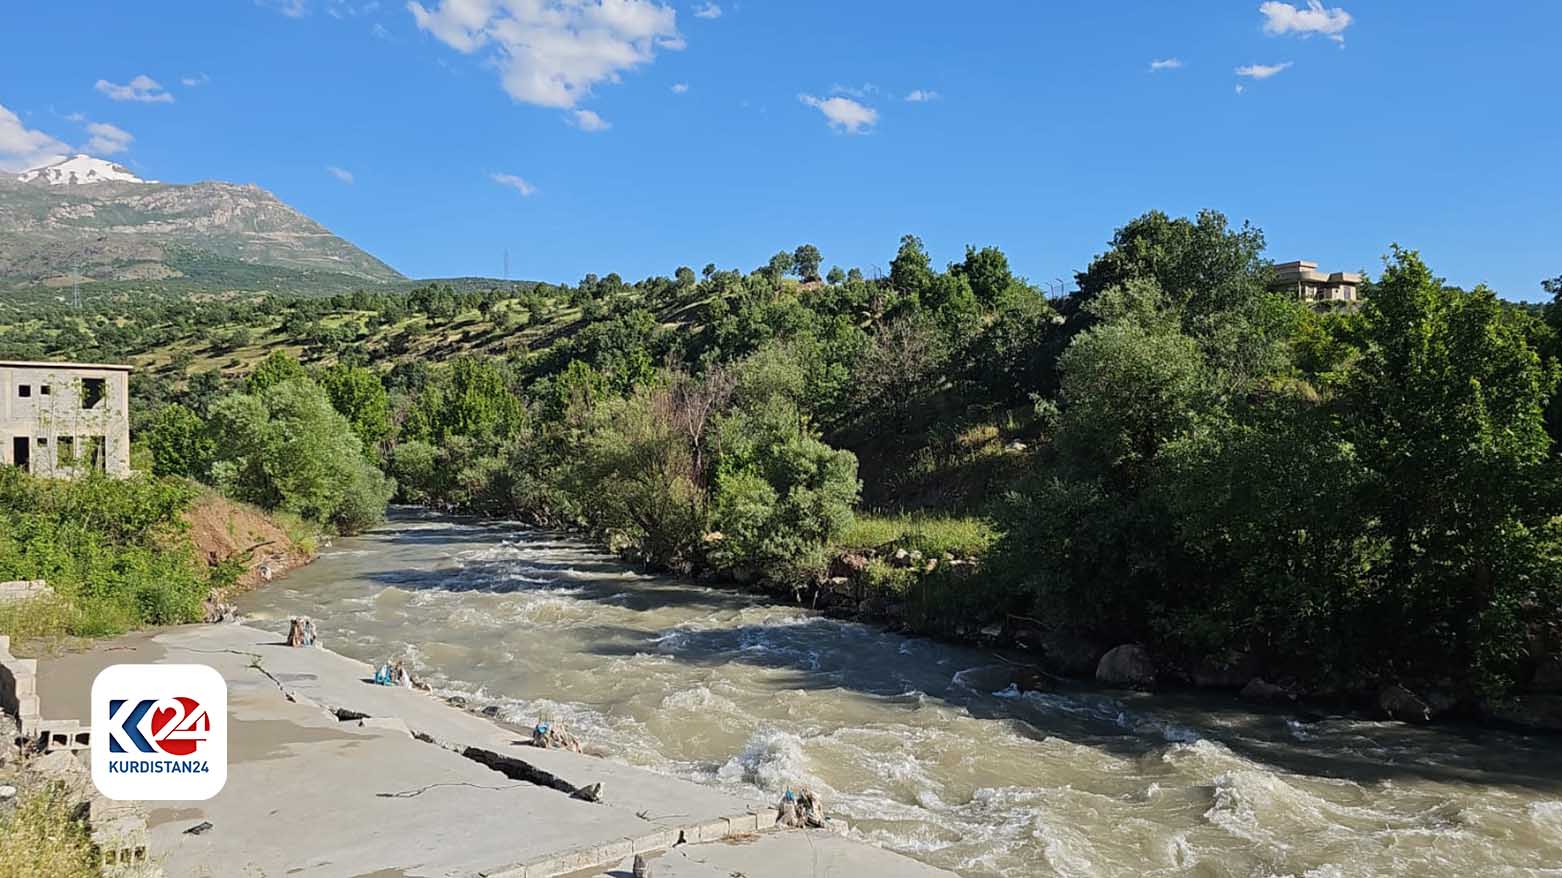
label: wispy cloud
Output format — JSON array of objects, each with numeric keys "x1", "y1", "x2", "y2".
[
  {"x1": 95, "y1": 75, "x2": 174, "y2": 104},
  {"x1": 85, "y1": 122, "x2": 133, "y2": 155},
  {"x1": 490, "y1": 172, "x2": 536, "y2": 196},
  {"x1": 798, "y1": 93, "x2": 877, "y2": 134},
  {"x1": 327, "y1": 165, "x2": 355, "y2": 183},
  {"x1": 181, "y1": 72, "x2": 211, "y2": 87},
  {"x1": 0, "y1": 103, "x2": 70, "y2": 172},
  {"x1": 1260, "y1": 1, "x2": 1352, "y2": 44},
  {"x1": 904, "y1": 89, "x2": 940, "y2": 102},
  {"x1": 671, "y1": 82, "x2": 689, "y2": 94},
  {"x1": 1235, "y1": 61, "x2": 1293, "y2": 79},
  {"x1": 1148, "y1": 58, "x2": 1183, "y2": 72},
  {"x1": 408, "y1": 0, "x2": 682, "y2": 128},
  {"x1": 371, "y1": 22, "x2": 392, "y2": 39},
  {"x1": 830, "y1": 83, "x2": 878, "y2": 100},
  {"x1": 568, "y1": 108, "x2": 611, "y2": 132},
  {"x1": 257, "y1": 0, "x2": 309, "y2": 17},
  {"x1": 693, "y1": 2, "x2": 721, "y2": 19}
]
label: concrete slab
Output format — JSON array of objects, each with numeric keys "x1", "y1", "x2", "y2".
[
  {"x1": 590, "y1": 831, "x2": 962, "y2": 878},
  {"x1": 33, "y1": 625, "x2": 951, "y2": 878}
]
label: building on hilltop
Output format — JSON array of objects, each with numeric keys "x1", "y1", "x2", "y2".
[
  {"x1": 0, "y1": 361, "x2": 132, "y2": 478},
  {"x1": 1271, "y1": 260, "x2": 1363, "y2": 306}
]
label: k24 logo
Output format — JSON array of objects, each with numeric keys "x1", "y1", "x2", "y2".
[
  {"x1": 106, "y1": 696, "x2": 211, "y2": 756},
  {"x1": 91, "y1": 664, "x2": 227, "y2": 801}
]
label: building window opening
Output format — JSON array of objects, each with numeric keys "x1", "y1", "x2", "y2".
[
  {"x1": 40, "y1": 385, "x2": 49, "y2": 395},
  {"x1": 12, "y1": 437, "x2": 28, "y2": 469},
  {"x1": 58, "y1": 436, "x2": 75, "y2": 466},
  {"x1": 17, "y1": 384, "x2": 30, "y2": 398},
  {"x1": 82, "y1": 378, "x2": 106, "y2": 409},
  {"x1": 87, "y1": 436, "x2": 107, "y2": 472}
]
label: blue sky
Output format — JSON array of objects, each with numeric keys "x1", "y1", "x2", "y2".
[{"x1": 1, "y1": 1, "x2": 1558, "y2": 299}]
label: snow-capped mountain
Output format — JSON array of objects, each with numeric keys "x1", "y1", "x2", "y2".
[
  {"x1": 0, "y1": 157, "x2": 402, "y2": 290},
  {"x1": 16, "y1": 154, "x2": 152, "y2": 185}
]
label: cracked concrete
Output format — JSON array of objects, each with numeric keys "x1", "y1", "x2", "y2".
[{"x1": 34, "y1": 624, "x2": 956, "y2": 878}]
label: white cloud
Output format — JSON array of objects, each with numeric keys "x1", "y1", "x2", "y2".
[
  {"x1": 671, "y1": 82, "x2": 689, "y2": 94},
  {"x1": 257, "y1": 0, "x2": 309, "y2": 17},
  {"x1": 181, "y1": 72, "x2": 211, "y2": 87},
  {"x1": 1260, "y1": 1, "x2": 1352, "y2": 43},
  {"x1": 0, "y1": 103, "x2": 69, "y2": 172},
  {"x1": 1235, "y1": 61, "x2": 1293, "y2": 79},
  {"x1": 95, "y1": 75, "x2": 174, "y2": 103},
  {"x1": 372, "y1": 21, "x2": 392, "y2": 39},
  {"x1": 693, "y1": 2, "x2": 720, "y2": 19},
  {"x1": 490, "y1": 172, "x2": 536, "y2": 195},
  {"x1": 85, "y1": 122, "x2": 133, "y2": 155},
  {"x1": 568, "y1": 108, "x2": 612, "y2": 131},
  {"x1": 1235, "y1": 83, "x2": 1246, "y2": 94},
  {"x1": 798, "y1": 93, "x2": 877, "y2": 134},
  {"x1": 903, "y1": 89, "x2": 940, "y2": 102},
  {"x1": 830, "y1": 82, "x2": 878, "y2": 99},
  {"x1": 1148, "y1": 58, "x2": 1183, "y2": 72},
  {"x1": 327, "y1": 165, "x2": 355, "y2": 183},
  {"x1": 407, "y1": 0, "x2": 682, "y2": 116}
]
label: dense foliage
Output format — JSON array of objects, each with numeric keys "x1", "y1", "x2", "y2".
[
  {"x1": 6, "y1": 209, "x2": 1560, "y2": 701},
  {"x1": 0, "y1": 469, "x2": 209, "y2": 636}
]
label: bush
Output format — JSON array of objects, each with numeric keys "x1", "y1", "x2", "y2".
[
  {"x1": 206, "y1": 378, "x2": 393, "y2": 533},
  {"x1": 0, "y1": 468, "x2": 208, "y2": 640},
  {"x1": 0, "y1": 783, "x2": 99, "y2": 878}
]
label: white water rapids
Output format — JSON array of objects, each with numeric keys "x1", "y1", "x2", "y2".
[{"x1": 237, "y1": 511, "x2": 1562, "y2": 877}]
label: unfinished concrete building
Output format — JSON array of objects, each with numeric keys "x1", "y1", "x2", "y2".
[
  {"x1": 1271, "y1": 260, "x2": 1364, "y2": 306},
  {"x1": 0, "y1": 360, "x2": 132, "y2": 478}
]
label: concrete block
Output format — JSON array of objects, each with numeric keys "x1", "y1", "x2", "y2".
[
  {"x1": 691, "y1": 819, "x2": 732, "y2": 843},
  {"x1": 726, "y1": 811, "x2": 761, "y2": 834},
  {"x1": 631, "y1": 828, "x2": 680, "y2": 853}
]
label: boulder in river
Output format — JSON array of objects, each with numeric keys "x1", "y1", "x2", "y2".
[
  {"x1": 1095, "y1": 644, "x2": 1157, "y2": 690},
  {"x1": 1378, "y1": 684, "x2": 1431, "y2": 723},
  {"x1": 1239, "y1": 677, "x2": 1295, "y2": 704}
]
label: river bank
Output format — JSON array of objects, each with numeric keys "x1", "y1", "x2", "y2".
[{"x1": 234, "y1": 511, "x2": 1562, "y2": 877}]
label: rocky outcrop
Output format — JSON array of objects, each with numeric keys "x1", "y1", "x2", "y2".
[
  {"x1": 1095, "y1": 644, "x2": 1157, "y2": 690},
  {"x1": 1378, "y1": 684, "x2": 1431, "y2": 723},
  {"x1": 1239, "y1": 677, "x2": 1295, "y2": 704}
]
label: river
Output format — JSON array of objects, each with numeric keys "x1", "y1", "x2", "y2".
[{"x1": 236, "y1": 511, "x2": 1562, "y2": 877}]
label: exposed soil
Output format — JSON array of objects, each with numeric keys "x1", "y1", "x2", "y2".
[{"x1": 183, "y1": 492, "x2": 315, "y2": 596}]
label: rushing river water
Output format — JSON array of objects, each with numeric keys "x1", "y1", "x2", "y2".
[{"x1": 238, "y1": 511, "x2": 1562, "y2": 877}]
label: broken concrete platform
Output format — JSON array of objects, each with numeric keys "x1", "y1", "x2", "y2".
[{"x1": 35, "y1": 624, "x2": 954, "y2": 878}]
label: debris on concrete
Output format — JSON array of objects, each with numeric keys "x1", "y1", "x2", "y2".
[
  {"x1": 570, "y1": 781, "x2": 603, "y2": 803},
  {"x1": 286, "y1": 616, "x2": 319, "y2": 648},
  {"x1": 775, "y1": 787, "x2": 827, "y2": 829},
  {"x1": 531, "y1": 720, "x2": 584, "y2": 752}
]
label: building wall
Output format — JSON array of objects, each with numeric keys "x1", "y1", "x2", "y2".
[{"x1": 0, "y1": 364, "x2": 131, "y2": 478}]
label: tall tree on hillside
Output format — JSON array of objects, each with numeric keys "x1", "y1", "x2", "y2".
[
  {"x1": 889, "y1": 235, "x2": 933, "y2": 297},
  {"x1": 245, "y1": 351, "x2": 309, "y2": 394},
  {"x1": 793, "y1": 244, "x2": 823, "y2": 283},
  {"x1": 764, "y1": 251, "x2": 794, "y2": 286},
  {"x1": 1075, "y1": 209, "x2": 1268, "y2": 318},
  {"x1": 954, "y1": 245, "x2": 1014, "y2": 304}
]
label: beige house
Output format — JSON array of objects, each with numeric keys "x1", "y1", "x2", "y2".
[
  {"x1": 0, "y1": 361, "x2": 132, "y2": 478},
  {"x1": 1272, "y1": 260, "x2": 1363, "y2": 305}
]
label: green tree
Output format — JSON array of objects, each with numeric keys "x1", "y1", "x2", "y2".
[
  {"x1": 320, "y1": 364, "x2": 391, "y2": 451},
  {"x1": 889, "y1": 234, "x2": 933, "y2": 296},
  {"x1": 954, "y1": 245, "x2": 1013, "y2": 304},
  {"x1": 793, "y1": 244, "x2": 823, "y2": 282},
  {"x1": 826, "y1": 266, "x2": 846, "y2": 285},
  {"x1": 142, "y1": 403, "x2": 214, "y2": 478},
  {"x1": 246, "y1": 351, "x2": 309, "y2": 393},
  {"x1": 207, "y1": 379, "x2": 393, "y2": 532}
]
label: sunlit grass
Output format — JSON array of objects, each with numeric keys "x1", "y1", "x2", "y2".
[{"x1": 839, "y1": 512, "x2": 997, "y2": 558}]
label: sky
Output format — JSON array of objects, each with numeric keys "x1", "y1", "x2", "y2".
[{"x1": 1, "y1": 1, "x2": 1558, "y2": 299}]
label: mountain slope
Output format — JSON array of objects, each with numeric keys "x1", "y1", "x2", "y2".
[{"x1": 0, "y1": 156, "x2": 403, "y2": 294}]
